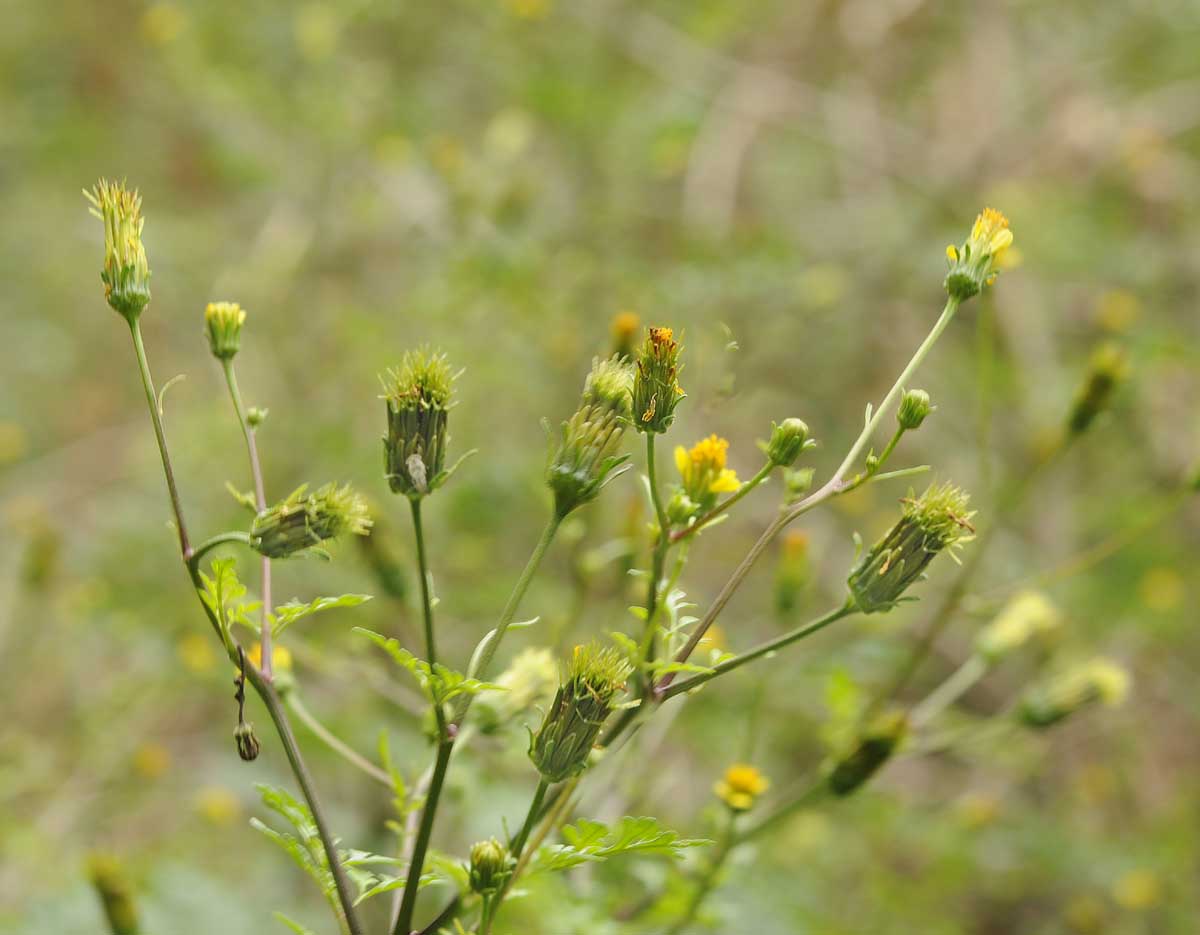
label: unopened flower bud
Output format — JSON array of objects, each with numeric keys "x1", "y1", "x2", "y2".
[
  {"x1": 847, "y1": 482, "x2": 975, "y2": 614},
  {"x1": 944, "y1": 207, "x2": 1014, "y2": 301},
  {"x1": 897, "y1": 390, "x2": 933, "y2": 431},
  {"x1": 250, "y1": 483, "x2": 372, "y2": 559},
  {"x1": 246, "y1": 407, "x2": 268, "y2": 428},
  {"x1": 975, "y1": 590, "x2": 1060, "y2": 663},
  {"x1": 468, "y1": 838, "x2": 514, "y2": 896},
  {"x1": 382, "y1": 350, "x2": 457, "y2": 498},
  {"x1": 631, "y1": 326, "x2": 685, "y2": 434},
  {"x1": 714, "y1": 763, "x2": 769, "y2": 812},
  {"x1": 547, "y1": 356, "x2": 634, "y2": 519},
  {"x1": 1018, "y1": 657, "x2": 1130, "y2": 728},
  {"x1": 765, "y1": 418, "x2": 813, "y2": 467},
  {"x1": 529, "y1": 643, "x2": 631, "y2": 782},
  {"x1": 234, "y1": 721, "x2": 260, "y2": 761},
  {"x1": 827, "y1": 711, "x2": 908, "y2": 796},
  {"x1": 85, "y1": 179, "x2": 152, "y2": 322},
  {"x1": 204, "y1": 302, "x2": 246, "y2": 360},
  {"x1": 1067, "y1": 343, "x2": 1128, "y2": 436},
  {"x1": 87, "y1": 854, "x2": 140, "y2": 935}
]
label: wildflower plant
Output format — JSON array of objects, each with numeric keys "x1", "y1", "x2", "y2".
[{"x1": 87, "y1": 190, "x2": 1139, "y2": 935}]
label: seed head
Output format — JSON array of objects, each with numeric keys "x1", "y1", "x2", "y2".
[
  {"x1": 631, "y1": 326, "x2": 685, "y2": 434},
  {"x1": 250, "y1": 483, "x2": 372, "y2": 559},
  {"x1": 382, "y1": 349, "x2": 457, "y2": 498},
  {"x1": 204, "y1": 302, "x2": 246, "y2": 361},
  {"x1": 85, "y1": 179, "x2": 152, "y2": 322},
  {"x1": 944, "y1": 207, "x2": 1014, "y2": 300}
]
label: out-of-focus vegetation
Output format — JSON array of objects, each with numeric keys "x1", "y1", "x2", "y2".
[{"x1": 2, "y1": 1, "x2": 1199, "y2": 933}]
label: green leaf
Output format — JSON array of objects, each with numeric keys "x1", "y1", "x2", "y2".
[
  {"x1": 356, "y1": 628, "x2": 503, "y2": 706},
  {"x1": 273, "y1": 912, "x2": 318, "y2": 935},
  {"x1": 225, "y1": 481, "x2": 259, "y2": 513},
  {"x1": 252, "y1": 784, "x2": 343, "y2": 919},
  {"x1": 198, "y1": 558, "x2": 260, "y2": 636},
  {"x1": 528, "y1": 816, "x2": 709, "y2": 875},
  {"x1": 272, "y1": 593, "x2": 372, "y2": 636}
]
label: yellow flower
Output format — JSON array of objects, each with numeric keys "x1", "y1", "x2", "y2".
[
  {"x1": 84, "y1": 179, "x2": 151, "y2": 320},
  {"x1": 177, "y1": 632, "x2": 216, "y2": 674},
  {"x1": 697, "y1": 624, "x2": 727, "y2": 655},
  {"x1": 1112, "y1": 869, "x2": 1162, "y2": 910},
  {"x1": 969, "y1": 207, "x2": 1014, "y2": 263},
  {"x1": 246, "y1": 643, "x2": 293, "y2": 671},
  {"x1": 675, "y1": 434, "x2": 740, "y2": 507},
  {"x1": 975, "y1": 590, "x2": 1061, "y2": 662},
  {"x1": 611, "y1": 310, "x2": 641, "y2": 358},
  {"x1": 714, "y1": 763, "x2": 769, "y2": 811},
  {"x1": 945, "y1": 207, "x2": 1014, "y2": 299},
  {"x1": 133, "y1": 743, "x2": 171, "y2": 779},
  {"x1": 195, "y1": 787, "x2": 241, "y2": 826},
  {"x1": 140, "y1": 3, "x2": 187, "y2": 45}
]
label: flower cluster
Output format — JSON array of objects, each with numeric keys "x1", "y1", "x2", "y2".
[
  {"x1": 85, "y1": 179, "x2": 152, "y2": 322},
  {"x1": 631, "y1": 327, "x2": 685, "y2": 434},
  {"x1": 249, "y1": 483, "x2": 372, "y2": 558},
  {"x1": 847, "y1": 482, "x2": 975, "y2": 613}
]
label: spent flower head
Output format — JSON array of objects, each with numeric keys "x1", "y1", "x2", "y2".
[
  {"x1": 204, "y1": 302, "x2": 246, "y2": 361},
  {"x1": 847, "y1": 482, "x2": 975, "y2": 614},
  {"x1": 250, "y1": 483, "x2": 372, "y2": 559},
  {"x1": 233, "y1": 721, "x2": 260, "y2": 762},
  {"x1": 382, "y1": 349, "x2": 458, "y2": 498},
  {"x1": 547, "y1": 355, "x2": 634, "y2": 519},
  {"x1": 976, "y1": 590, "x2": 1061, "y2": 663},
  {"x1": 827, "y1": 711, "x2": 908, "y2": 796},
  {"x1": 944, "y1": 207, "x2": 1014, "y2": 301},
  {"x1": 1018, "y1": 657, "x2": 1130, "y2": 728},
  {"x1": 85, "y1": 179, "x2": 151, "y2": 322},
  {"x1": 1067, "y1": 343, "x2": 1128, "y2": 436},
  {"x1": 631, "y1": 326, "x2": 685, "y2": 434},
  {"x1": 529, "y1": 642, "x2": 632, "y2": 782},
  {"x1": 714, "y1": 763, "x2": 769, "y2": 812}
]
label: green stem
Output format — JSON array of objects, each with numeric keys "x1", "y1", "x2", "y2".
[
  {"x1": 187, "y1": 531, "x2": 253, "y2": 568},
  {"x1": 636, "y1": 434, "x2": 671, "y2": 688},
  {"x1": 286, "y1": 693, "x2": 392, "y2": 787},
  {"x1": 128, "y1": 320, "x2": 191, "y2": 558},
  {"x1": 222, "y1": 359, "x2": 273, "y2": 679},
  {"x1": 409, "y1": 499, "x2": 438, "y2": 669},
  {"x1": 908, "y1": 654, "x2": 989, "y2": 728},
  {"x1": 737, "y1": 780, "x2": 826, "y2": 843},
  {"x1": 455, "y1": 515, "x2": 561, "y2": 724},
  {"x1": 509, "y1": 777, "x2": 551, "y2": 861},
  {"x1": 670, "y1": 461, "x2": 774, "y2": 544},
  {"x1": 659, "y1": 602, "x2": 856, "y2": 702},
  {"x1": 667, "y1": 809, "x2": 736, "y2": 935},
  {"x1": 394, "y1": 738, "x2": 454, "y2": 935}
]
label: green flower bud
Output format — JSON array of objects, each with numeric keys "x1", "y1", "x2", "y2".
[
  {"x1": 765, "y1": 418, "x2": 813, "y2": 467},
  {"x1": 897, "y1": 389, "x2": 933, "y2": 431},
  {"x1": 204, "y1": 302, "x2": 246, "y2": 360},
  {"x1": 85, "y1": 179, "x2": 152, "y2": 323},
  {"x1": 1018, "y1": 657, "x2": 1129, "y2": 729},
  {"x1": 975, "y1": 590, "x2": 1060, "y2": 663},
  {"x1": 827, "y1": 711, "x2": 908, "y2": 796},
  {"x1": 250, "y1": 483, "x2": 372, "y2": 559},
  {"x1": 1067, "y1": 343, "x2": 1128, "y2": 436},
  {"x1": 847, "y1": 482, "x2": 975, "y2": 614},
  {"x1": 468, "y1": 838, "x2": 514, "y2": 896},
  {"x1": 246, "y1": 407, "x2": 268, "y2": 428},
  {"x1": 234, "y1": 721, "x2": 260, "y2": 761},
  {"x1": 382, "y1": 350, "x2": 457, "y2": 498},
  {"x1": 87, "y1": 854, "x2": 140, "y2": 935},
  {"x1": 631, "y1": 327, "x2": 685, "y2": 434},
  {"x1": 944, "y1": 208, "x2": 1013, "y2": 301},
  {"x1": 547, "y1": 356, "x2": 634, "y2": 519},
  {"x1": 529, "y1": 643, "x2": 631, "y2": 783}
]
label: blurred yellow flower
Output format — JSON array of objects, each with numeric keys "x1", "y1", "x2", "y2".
[
  {"x1": 177, "y1": 632, "x2": 216, "y2": 674},
  {"x1": 954, "y1": 792, "x2": 1000, "y2": 829},
  {"x1": 714, "y1": 763, "x2": 769, "y2": 811},
  {"x1": 0, "y1": 422, "x2": 28, "y2": 464},
  {"x1": 697, "y1": 624, "x2": 727, "y2": 655},
  {"x1": 1063, "y1": 895, "x2": 1106, "y2": 934},
  {"x1": 1139, "y1": 566, "x2": 1183, "y2": 613},
  {"x1": 294, "y1": 4, "x2": 340, "y2": 62},
  {"x1": 247, "y1": 643, "x2": 293, "y2": 672},
  {"x1": 140, "y1": 3, "x2": 187, "y2": 46},
  {"x1": 133, "y1": 743, "x2": 171, "y2": 780},
  {"x1": 1096, "y1": 289, "x2": 1140, "y2": 333},
  {"x1": 975, "y1": 590, "x2": 1061, "y2": 662},
  {"x1": 675, "y1": 435, "x2": 740, "y2": 504},
  {"x1": 195, "y1": 787, "x2": 241, "y2": 826},
  {"x1": 1112, "y1": 869, "x2": 1162, "y2": 910}
]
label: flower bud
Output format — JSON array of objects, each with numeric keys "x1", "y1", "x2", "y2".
[
  {"x1": 847, "y1": 482, "x2": 975, "y2": 614},
  {"x1": 714, "y1": 763, "x2": 769, "y2": 812},
  {"x1": 234, "y1": 721, "x2": 260, "y2": 761},
  {"x1": 246, "y1": 407, "x2": 268, "y2": 428},
  {"x1": 382, "y1": 350, "x2": 456, "y2": 498},
  {"x1": 611, "y1": 310, "x2": 640, "y2": 359},
  {"x1": 975, "y1": 590, "x2": 1060, "y2": 663},
  {"x1": 250, "y1": 483, "x2": 372, "y2": 559},
  {"x1": 547, "y1": 356, "x2": 634, "y2": 519},
  {"x1": 1067, "y1": 343, "x2": 1128, "y2": 436},
  {"x1": 529, "y1": 643, "x2": 631, "y2": 782},
  {"x1": 673, "y1": 434, "x2": 740, "y2": 519},
  {"x1": 765, "y1": 418, "x2": 813, "y2": 467},
  {"x1": 468, "y1": 838, "x2": 514, "y2": 896},
  {"x1": 204, "y1": 301, "x2": 246, "y2": 360},
  {"x1": 897, "y1": 389, "x2": 933, "y2": 431},
  {"x1": 827, "y1": 711, "x2": 908, "y2": 796},
  {"x1": 85, "y1": 179, "x2": 152, "y2": 322},
  {"x1": 631, "y1": 326, "x2": 685, "y2": 434},
  {"x1": 1018, "y1": 657, "x2": 1130, "y2": 728},
  {"x1": 87, "y1": 854, "x2": 140, "y2": 935},
  {"x1": 944, "y1": 208, "x2": 1014, "y2": 301}
]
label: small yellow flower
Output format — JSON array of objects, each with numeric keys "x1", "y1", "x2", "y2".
[
  {"x1": 714, "y1": 763, "x2": 769, "y2": 811},
  {"x1": 133, "y1": 743, "x2": 171, "y2": 779},
  {"x1": 611, "y1": 311, "x2": 641, "y2": 358},
  {"x1": 970, "y1": 207, "x2": 1014, "y2": 263},
  {"x1": 955, "y1": 792, "x2": 1000, "y2": 829},
  {"x1": 246, "y1": 643, "x2": 293, "y2": 672},
  {"x1": 945, "y1": 207, "x2": 1014, "y2": 299},
  {"x1": 697, "y1": 624, "x2": 727, "y2": 655},
  {"x1": 84, "y1": 179, "x2": 152, "y2": 321},
  {"x1": 177, "y1": 632, "x2": 216, "y2": 674},
  {"x1": 195, "y1": 786, "x2": 241, "y2": 826},
  {"x1": 675, "y1": 434, "x2": 740, "y2": 508},
  {"x1": 975, "y1": 590, "x2": 1061, "y2": 662},
  {"x1": 1112, "y1": 869, "x2": 1162, "y2": 910},
  {"x1": 1139, "y1": 566, "x2": 1184, "y2": 613}
]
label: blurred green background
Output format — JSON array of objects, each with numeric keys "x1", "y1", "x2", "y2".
[{"x1": 2, "y1": 0, "x2": 1198, "y2": 932}]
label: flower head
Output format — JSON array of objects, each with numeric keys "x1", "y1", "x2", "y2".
[
  {"x1": 382, "y1": 349, "x2": 458, "y2": 498},
  {"x1": 897, "y1": 389, "x2": 933, "y2": 431},
  {"x1": 671, "y1": 434, "x2": 740, "y2": 521},
  {"x1": 847, "y1": 482, "x2": 975, "y2": 614},
  {"x1": 1018, "y1": 657, "x2": 1130, "y2": 728},
  {"x1": 233, "y1": 721, "x2": 260, "y2": 761},
  {"x1": 204, "y1": 302, "x2": 246, "y2": 360},
  {"x1": 611, "y1": 310, "x2": 641, "y2": 359},
  {"x1": 250, "y1": 483, "x2": 372, "y2": 559},
  {"x1": 631, "y1": 326, "x2": 685, "y2": 434},
  {"x1": 85, "y1": 179, "x2": 152, "y2": 322},
  {"x1": 714, "y1": 763, "x2": 769, "y2": 811},
  {"x1": 547, "y1": 355, "x2": 634, "y2": 518},
  {"x1": 975, "y1": 590, "x2": 1061, "y2": 662},
  {"x1": 945, "y1": 207, "x2": 1013, "y2": 300},
  {"x1": 529, "y1": 643, "x2": 632, "y2": 782}
]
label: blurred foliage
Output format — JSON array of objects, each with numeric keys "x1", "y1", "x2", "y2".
[{"x1": 2, "y1": 0, "x2": 1199, "y2": 932}]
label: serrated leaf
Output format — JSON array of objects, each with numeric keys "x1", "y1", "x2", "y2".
[
  {"x1": 357, "y1": 628, "x2": 503, "y2": 705},
  {"x1": 272, "y1": 593, "x2": 372, "y2": 636},
  {"x1": 225, "y1": 481, "x2": 259, "y2": 513},
  {"x1": 198, "y1": 558, "x2": 260, "y2": 636},
  {"x1": 253, "y1": 784, "x2": 345, "y2": 921},
  {"x1": 528, "y1": 816, "x2": 709, "y2": 876}
]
